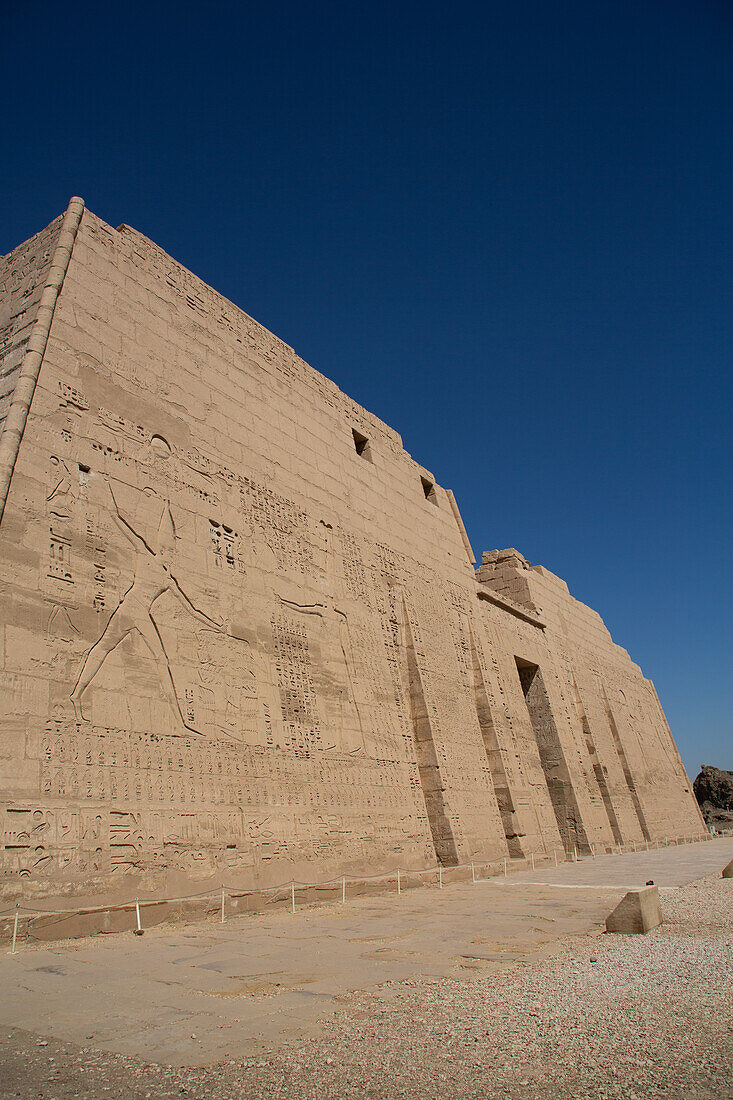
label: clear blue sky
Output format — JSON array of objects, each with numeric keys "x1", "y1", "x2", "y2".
[{"x1": 2, "y1": 1, "x2": 731, "y2": 776}]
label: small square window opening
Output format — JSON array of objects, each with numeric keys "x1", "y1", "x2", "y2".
[
  {"x1": 352, "y1": 429, "x2": 373, "y2": 462},
  {"x1": 421, "y1": 476, "x2": 438, "y2": 505}
]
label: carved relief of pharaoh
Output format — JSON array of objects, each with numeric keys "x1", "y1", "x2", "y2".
[{"x1": 71, "y1": 460, "x2": 224, "y2": 736}]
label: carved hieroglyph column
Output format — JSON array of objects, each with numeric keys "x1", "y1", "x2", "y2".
[{"x1": 0, "y1": 195, "x2": 85, "y2": 525}]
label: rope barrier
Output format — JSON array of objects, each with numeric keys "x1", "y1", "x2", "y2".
[{"x1": 0, "y1": 830, "x2": 726, "y2": 944}]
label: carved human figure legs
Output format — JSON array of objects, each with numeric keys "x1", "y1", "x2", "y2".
[{"x1": 71, "y1": 601, "x2": 199, "y2": 735}]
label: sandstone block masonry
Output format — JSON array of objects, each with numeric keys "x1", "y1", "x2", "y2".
[{"x1": 0, "y1": 199, "x2": 704, "y2": 905}]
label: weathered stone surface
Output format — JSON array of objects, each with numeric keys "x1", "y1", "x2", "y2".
[
  {"x1": 722, "y1": 859, "x2": 733, "y2": 879},
  {"x1": 605, "y1": 885, "x2": 662, "y2": 934},
  {"x1": 0, "y1": 212, "x2": 65, "y2": 433},
  {"x1": 0, "y1": 199, "x2": 706, "y2": 906}
]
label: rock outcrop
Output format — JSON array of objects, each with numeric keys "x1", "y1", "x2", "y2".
[{"x1": 694, "y1": 765, "x2": 733, "y2": 831}]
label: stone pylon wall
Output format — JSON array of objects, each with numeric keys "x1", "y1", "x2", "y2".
[
  {"x1": 0, "y1": 202, "x2": 704, "y2": 904},
  {"x1": 0, "y1": 213, "x2": 65, "y2": 433}
]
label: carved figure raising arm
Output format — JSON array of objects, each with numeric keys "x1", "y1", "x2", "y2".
[{"x1": 71, "y1": 479, "x2": 222, "y2": 735}]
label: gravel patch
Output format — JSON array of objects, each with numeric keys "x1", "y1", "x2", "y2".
[{"x1": 0, "y1": 873, "x2": 731, "y2": 1099}]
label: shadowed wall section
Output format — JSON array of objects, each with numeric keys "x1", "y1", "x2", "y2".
[
  {"x1": 469, "y1": 627, "x2": 524, "y2": 858},
  {"x1": 570, "y1": 670, "x2": 624, "y2": 847},
  {"x1": 601, "y1": 683, "x2": 652, "y2": 843},
  {"x1": 402, "y1": 599, "x2": 459, "y2": 866}
]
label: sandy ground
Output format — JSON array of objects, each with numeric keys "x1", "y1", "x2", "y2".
[{"x1": 0, "y1": 840, "x2": 731, "y2": 1099}]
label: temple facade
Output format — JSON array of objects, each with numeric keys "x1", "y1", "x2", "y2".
[{"x1": 0, "y1": 199, "x2": 704, "y2": 903}]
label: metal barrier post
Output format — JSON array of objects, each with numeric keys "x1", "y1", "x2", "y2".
[
  {"x1": 135, "y1": 901, "x2": 142, "y2": 933},
  {"x1": 439, "y1": 865, "x2": 443, "y2": 889},
  {"x1": 531, "y1": 853, "x2": 535, "y2": 871},
  {"x1": 554, "y1": 849, "x2": 558, "y2": 867},
  {"x1": 342, "y1": 876, "x2": 346, "y2": 904},
  {"x1": 397, "y1": 868, "x2": 401, "y2": 896},
  {"x1": 220, "y1": 886, "x2": 226, "y2": 924},
  {"x1": 471, "y1": 861, "x2": 475, "y2": 883},
  {"x1": 11, "y1": 904, "x2": 19, "y2": 954}
]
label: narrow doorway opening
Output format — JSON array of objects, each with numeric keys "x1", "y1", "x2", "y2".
[{"x1": 515, "y1": 657, "x2": 590, "y2": 857}]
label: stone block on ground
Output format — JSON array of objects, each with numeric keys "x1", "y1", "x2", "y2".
[
  {"x1": 605, "y1": 885, "x2": 662, "y2": 934},
  {"x1": 722, "y1": 859, "x2": 733, "y2": 879}
]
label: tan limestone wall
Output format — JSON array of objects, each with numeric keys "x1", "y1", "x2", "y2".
[
  {"x1": 0, "y1": 216, "x2": 64, "y2": 431},
  {"x1": 478, "y1": 552, "x2": 704, "y2": 845},
  {"x1": 0, "y1": 205, "x2": 703, "y2": 905},
  {"x1": 0, "y1": 208, "x2": 507, "y2": 902}
]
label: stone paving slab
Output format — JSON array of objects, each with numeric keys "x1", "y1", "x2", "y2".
[{"x1": 1, "y1": 839, "x2": 730, "y2": 1067}]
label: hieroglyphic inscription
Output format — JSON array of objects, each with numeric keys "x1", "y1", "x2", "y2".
[
  {"x1": 21, "y1": 721, "x2": 420, "y2": 881},
  {"x1": 271, "y1": 611, "x2": 321, "y2": 756}
]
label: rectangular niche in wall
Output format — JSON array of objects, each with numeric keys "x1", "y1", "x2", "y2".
[{"x1": 515, "y1": 657, "x2": 590, "y2": 857}]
